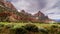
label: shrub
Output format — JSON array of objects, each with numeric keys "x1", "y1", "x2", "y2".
[
  {"x1": 58, "y1": 32, "x2": 60, "y2": 34},
  {"x1": 51, "y1": 25, "x2": 58, "y2": 28},
  {"x1": 23, "y1": 24, "x2": 39, "y2": 32},
  {"x1": 50, "y1": 25, "x2": 59, "y2": 34},
  {"x1": 5, "y1": 24, "x2": 14, "y2": 29},
  {"x1": 39, "y1": 28, "x2": 48, "y2": 34},
  {"x1": 0, "y1": 24, "x2": 4, "y2": 27},
  {"x1": 15, "y1": 27, "x2": 27, "y2": 34}
]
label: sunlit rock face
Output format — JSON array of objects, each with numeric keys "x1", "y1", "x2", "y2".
[
  {"x1": 34, "y1": 11, "x2": 49, "y2": 20},
  {"x1": 0, "y1": 0, "x2": 5, "y2": 2},
  {"x1": 33, "y1": 11, "x2": 51, "y2": 23},
  {"x1": 34, "y1": 11, "x2": 45, "y2": 17},
  {"x1": 5, "y1": 1, "x2": 17, "y2": 10},
  {"x1": 0, "y1": 0, "x2": 17, "y2": 10},
  {"x1": 0, "y1": 0, "x2": 18, "y2": 22}
]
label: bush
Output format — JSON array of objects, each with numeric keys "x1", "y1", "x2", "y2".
[
  {"x1": 15, "y1": 27, "x2": 27, "y2": 34},
  {"x1": 10, "y1": 24, "x2": 39, "y2": 34},
  {"x1": 58, "y1": 32, "x2": 60, "y2": 34},
  {"x1": 51, "y1": 25, "x2": 58, "y2": 28},
  {"x1": 50, "y1": 25, "x2": 59, "y2": 34},
  {"x1": 5, "y1": 24, "x2": 14, "y2": 29},
  {"x1": 0, "y1": 24, "x2": 4, "y2": 27},
  {"x1": 23, "y1": 24, "x2": 39, "y2": 32},
  {"x1": 39, "y1": 28, "x2": 48, "y2": 34}
]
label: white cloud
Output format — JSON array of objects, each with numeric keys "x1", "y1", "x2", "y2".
[
  {"x1": 12, "y1": 0, "x2": 40, "y2": 14},
  {"x1": 48, "y1": 15, "x2": 60, "y2": 19},
  {"x1": 41, "y1": 0, "x2": 59, "y2": 11},
  {"x1": 44, "y1": 7, "x2": 60, "y2": 15},
  {"x1": 41, "y1": 0, "x2": 60, "y2": 19},
  {"x1": 11, "y1": 0, "x2": 60, "y2": 19}
]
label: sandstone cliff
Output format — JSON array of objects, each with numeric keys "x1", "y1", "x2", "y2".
[{"x1": 0, "y1": 0, "x2": 54, "y2": 23}]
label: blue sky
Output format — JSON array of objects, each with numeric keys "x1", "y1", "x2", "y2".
[{"x1": 8, "y1": 0, "x2": 60, "y2": 19}]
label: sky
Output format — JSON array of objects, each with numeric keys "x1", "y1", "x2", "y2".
[{"x1": 8, "y1": 0, "x2": 60, "y2": 19}]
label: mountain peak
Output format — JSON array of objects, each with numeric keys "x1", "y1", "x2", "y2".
[{"x1": 34, "y1": 11, "x2": 45, "y2": 17}]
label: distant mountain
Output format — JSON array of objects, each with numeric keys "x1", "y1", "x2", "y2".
[
  {"x1": 33, "y1": 11, "x2": 50, "y2": 23},
  {"x1": 53, "y1": 19, "x2": 60, "y2": 22},
  {"x1": 34, "y1": 11, "x2": 49, "y2": 19}
]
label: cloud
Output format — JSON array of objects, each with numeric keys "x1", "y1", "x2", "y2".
[
  {"x1": 41, "y1": 0, "x2": 59, "y2": 11},
  {"x1": 48, "y1": 15, "x2": 60, "y2": 19},
  {"x1": 11, "y1": 0, "x2": 40, "y2": 14},
  {"x1": 11, "y1": 0, "x2": 60, "y2": 19},
  {"x1": 41, "y1": 0, "x2": 60, "y2": 19},
  {"x1": 44, "y1": 7, "x2": 60, "y2": 15}
]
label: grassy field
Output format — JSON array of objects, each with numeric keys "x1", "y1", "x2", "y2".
[
  {"x1": 0, "y1": 22, "x2": 59, "y2": 28},
  {"x1": 0, "y1": 22, "x2": 60, "y2": 34}
]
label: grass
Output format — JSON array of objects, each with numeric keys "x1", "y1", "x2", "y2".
[
  {"x1": 0, "y1": 22, "x2": 59, "y2": 28},
  {"x1": 0, "y1": 22, "x2": 60, "y2": 34}
]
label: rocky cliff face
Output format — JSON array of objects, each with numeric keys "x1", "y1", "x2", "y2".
[
  {"x1": 4, "y1": 1, "x2": 17, "y2": 10},
  {"x1": 34, "y1": 11, "x2": 45, "y2": 17},
  {"x1": 0, "y1": 0, "x2": 18, "y2": 22},
  {"x1": 0, "y1": 0, "x2": 17, "y2": 11},
  {"x1": 0, "y1": 0, "x2": 5, "y2": 2},
  {"x1": 34, "y1": 11, "x2": 49, "y2": 19},
  {"x1": 33, "y1": 11, "x2": 50, "y2": 23}
]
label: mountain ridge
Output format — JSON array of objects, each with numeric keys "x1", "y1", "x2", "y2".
[{"x1": 0, "y1": 0, "x2": 55, "y2": 23}]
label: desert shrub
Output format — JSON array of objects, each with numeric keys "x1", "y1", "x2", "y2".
[
  {"x1": 0, "y1": 24, "x2": 4, "y2": 33},
  {"x1": 23, "y1": 24, "x2": 39, "y2": 32},
  {"x1": 10, "y1": 24, "x2": 40, "y2": 34},
  {"x1": 39, "y1": 28, "x2": 48, "y2": 34},
  {"x1": 50, "y1": 25, "x2": 59, "y2": 34},
  {"x1": 5, "y1": 24, "x2": 14, "y2": 29},
  {"x1": 58, "y1": 32, "x2": 60, "y2": 34},
  {"x1": 0, "y1": 24, "x2": 4, "y2": 27},
  {"x1": 0, "y1": 25, "x2": 13, "y2": 34},
  {"x1": 0, "y1": 23, "x2": 60, "y2": 34},
  {"x1": 0, "y1": 24, "x2": 39, "y2": 34},
  {"x1": 15, "y1": 27, "x2": 27, "y2": 34},
  {"x1": 51, "y1": 25, "x2": 58, "y2": 28},
  {"x1": 0, "y1": 24, "x2": 4, "y2": 30}
]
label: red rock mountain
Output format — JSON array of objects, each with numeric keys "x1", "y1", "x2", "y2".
[
  {"x1": 0, "y1": 0, "x2": 54, "y2": 23},
  {"x1": 34, "y1": 11, "x2": 45, "y2": 17},
  {"x1": 0, "y1": 0, "x2": 18, "y2": 22},
  {"x1": 34, "y1": 11, "x2": 49, "y2": 19},
  {"x1": 0, "y1": 0, "x2": 17, "y2": 10},
  {"x1": 33, "y1": 11, "x2": 50, "y2": 23}
]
